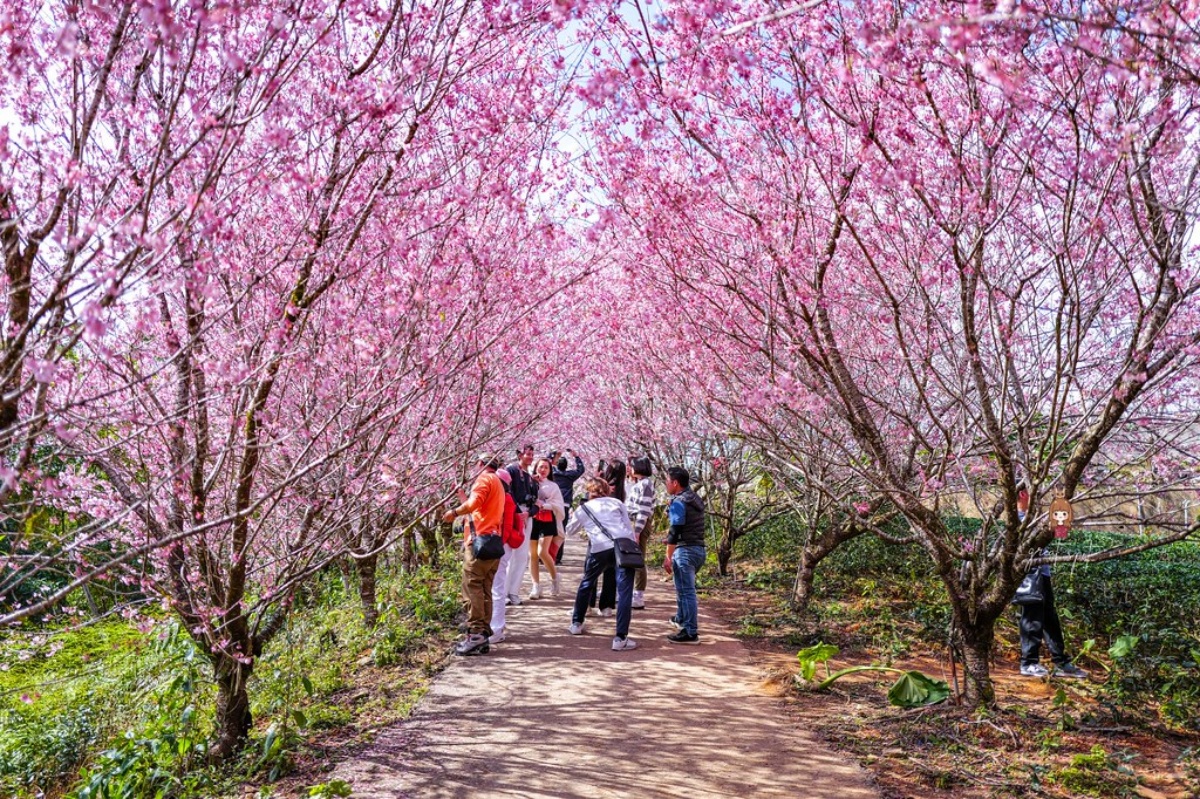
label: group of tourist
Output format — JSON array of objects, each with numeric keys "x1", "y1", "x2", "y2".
[{"x1": 441, "y1": 446, "x2": 707, "y2": 656}]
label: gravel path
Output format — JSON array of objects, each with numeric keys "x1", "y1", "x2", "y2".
[{"x1": 334, "y1": 544, "x2": 878, "y2": 798}]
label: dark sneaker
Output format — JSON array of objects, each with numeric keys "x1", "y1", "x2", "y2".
[
  {"x1": 669, "y1": 615, "x2": 682, "y2": 629},
  {"x1": 667, "y1": 630, "x2": 700, "y2": 645},
  {"x1": 454, "y1": 634, "x2": 490, "y2": 656},
  {"x1": 1054, "y1": 663, "x2": 1088, "y2": 679}
]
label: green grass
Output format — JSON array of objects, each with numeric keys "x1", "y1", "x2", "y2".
[
  {"x1": 0, "y1": 558, "x2": 463, "y2": 798},
  {"x1": 0, "y1": 619, "x2": 177, "y2": 797}
]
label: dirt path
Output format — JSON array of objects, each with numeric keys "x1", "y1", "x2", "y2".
[{"x1": 334, "y1": 544, "x2": 878, "y2": 798}]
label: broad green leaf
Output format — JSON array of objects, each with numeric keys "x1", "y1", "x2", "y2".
[
  {"x1": 262, "y1": 725, "x2": 278, "y2": 759},
  {"x1": 796, "y1": 642, "x2": 839, "y2": 681},
  {"x1": 886, "y1": 670, "x2": 950, "y2": 708},
  {"x1": 1108, "y1": 635, "x2": 1138, "y2": 659}
]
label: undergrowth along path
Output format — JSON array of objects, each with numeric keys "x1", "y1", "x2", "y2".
[{"x1": 334, "y1": 544, "x2": 878, "y2": 798}]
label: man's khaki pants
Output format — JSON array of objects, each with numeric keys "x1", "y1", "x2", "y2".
[
  {"x1": 463, "y1": 543, "x2": 500, "y2": 636},
  {"x1": 633, "y1": 528, "x2": 651, "y2": 592}
]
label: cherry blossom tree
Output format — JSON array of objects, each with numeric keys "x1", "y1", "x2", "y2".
[
  {"x1": 3, "y1": 1, "x2": 1198, "y2": 745},
  {"x1": 577, "y1": 0, "x2": 1200, "y2": 705},
  {"x1": 2, "y1": 0, "x2": 589, "y2": 760}
]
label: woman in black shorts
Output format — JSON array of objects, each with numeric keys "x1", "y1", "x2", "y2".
[{"x1": 528, "y1": 457, "x2": 564, "y2": 598}]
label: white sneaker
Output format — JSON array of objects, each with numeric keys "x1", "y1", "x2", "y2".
[
  {"x1": 488, "y1": 628, "x2": 506, "y2": 644},
  {"x1": 506, "y1": 594, "x2": 522, "y2": 607},
  {"x1": 529, "y1": 583, "x2": 543, "y2": 600},
  {"x1": 551, "y1": 575, "x2": 562, "y2": 596},
  {"x1": 568, "y1": 622, "x2": 585, "y2": 635},
  {"x1": 631, "y1": 591, "x2": 645, "y2": 609},
  {"x1": 1020, "y1": 663, "x2": 1050, "y2": 678},
  {"x1": 612, "y1": 636, "x2": 638, "y2": 651},
  {"x1": 453, "y1": 634, "x2": 489, "y2": 656},
  {"x1": 600, "y1": 608, "x2": 615, "y2": 618}
]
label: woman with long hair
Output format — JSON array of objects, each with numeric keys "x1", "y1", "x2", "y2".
[
  {"x1": 528, "y1": 456, "x2": 564, "y2": 598},
  {"x1": 584, "y1": 459, "x2": 627, "y2": 615},
  {"x1": 566, "y1": 476, "x2": 639, "y2": 650},
  {"x1": 603, "y1": 459, "x2": 628, "y2": 502}
]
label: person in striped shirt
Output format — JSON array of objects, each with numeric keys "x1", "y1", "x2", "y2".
[{"x1": 626, "y1": 457, "x2": 657, "y2": 610}]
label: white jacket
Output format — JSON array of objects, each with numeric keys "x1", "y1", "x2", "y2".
[
  {"x1": 536, "y1": 479, "x2": 565, "y2": 536},
  {"x1": 565, "y1": 496, "x2": 635, "y2": 553}
]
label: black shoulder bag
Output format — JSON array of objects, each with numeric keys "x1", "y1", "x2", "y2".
[
  {"x1": 1012, "y1": 570, "x2": 1045, "y2": 605},
  {"x1": 467, "y1": 517, "x2": 504, "y2": 561},
  {"x1": 580, "y1": 505, "x2": 645, "y2": 570}
]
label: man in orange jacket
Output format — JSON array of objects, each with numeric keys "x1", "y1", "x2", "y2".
[{"x1": 443, "y1": 454, "x2": 505, "y2": 655}]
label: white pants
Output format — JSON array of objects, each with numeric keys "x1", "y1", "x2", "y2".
[
  {"x1": 490, "y1": 543, "x2": 512, "y2": 633},
  {"x1": 505, "y1": 518, "x2": 533, "y2": 598}
]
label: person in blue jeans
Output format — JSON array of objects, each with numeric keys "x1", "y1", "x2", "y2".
[{"x1": 663, "y1": 466, "x2": 706, "y2": 645}]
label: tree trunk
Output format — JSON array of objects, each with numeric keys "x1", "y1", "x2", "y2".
[
  {"x1": 791, "y1": 546, "x2": 822, "y2": 612},
  {"x1": 957, "y1": 617, "x2": 998, "y2": 707},
  {"x1": 357, "y1": 552, "x2": 380, "y2": 627},
  {"x1": 717, "y1": 520, "x2": 738, "y2": 576},
  {"x1": 791, "y1": 521, "x2": 867, "y2": 612},
  {"x1": 336, "y1": 556, "x2": 353, "y2": 596},
  {"x1": 401, "y1": 527, "x2": 417, "y2": 573},
  {"x1": 419, "y1": 522, "x2": 440, "y2": 566},
  {"x1": 209, "y1": 656, "x2": 253, "y2": 763}
]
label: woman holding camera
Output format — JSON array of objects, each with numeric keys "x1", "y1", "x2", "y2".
[{"x1": 566, "y1": 476, "x2": 639, "y2": 651}]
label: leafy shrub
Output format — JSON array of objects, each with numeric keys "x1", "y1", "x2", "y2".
[
  {"x1": 387, "y1": 563, "x2": 462, "y2": 628},
  {"x1": 0, "y1": 621, "x2": 182, "y2": 798},
  {"x1": 372, "y1": 621, "x2": 423, "y2": 667},
  {"x1": 1047, "y1": 745, "x2": 1139, "y2": 797},
  {"x1": 302, "y1": 703, "x2": 353, "y2": 730},
  {"x1": 306, "y1": 779, "x2": 352, "y2": 798},
  {"x1": 820, "y1": 531, "x2": 935, "y2": 586},
  {"x1": 0, "y1": 705, "x2": 103, "y2": 795},
  {"x1": 737, "y1": 511, "x2": 1200, "y2": 726},
  {"x1": 1054, "y1": 532, "x2": 1200, "y2": 729},
  {"x1": 0, "y1": 559, "x2": 464, "y2": 797},
  {"x1": 68, "y1": 629, "x2": 211, "y2": 799},
  {"x1": 736, "y1": 512, "x2": 806, "y2": 561}
]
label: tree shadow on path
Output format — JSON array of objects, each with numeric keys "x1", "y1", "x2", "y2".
[{"x1": 335, "y1": 545, "x2": 878, "y2": 798}]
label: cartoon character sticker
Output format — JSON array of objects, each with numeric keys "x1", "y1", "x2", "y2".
[{"x1": 1048, "y1": 495, "x2": 1073, "y2": 539}]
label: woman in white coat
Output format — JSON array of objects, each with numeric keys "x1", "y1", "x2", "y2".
[
  {"x1": 528, "y1": 457, "x2": 564, "y2": 598},
  {"x1": 566, "y1": 476, "x2": 639, "y2": 651}
]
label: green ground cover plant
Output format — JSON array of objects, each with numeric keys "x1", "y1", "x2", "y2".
[
  {"x1": 712, "y1": 510, "x2": 1200, "y2": 796},
  {"x1": 0, "y1": 559, "x2": 461, "y2": 798},
  {"x1": 733, "y1": 512, "x2": 1200, "y2": 728}
]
